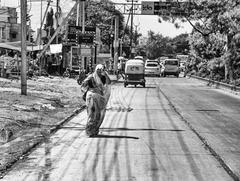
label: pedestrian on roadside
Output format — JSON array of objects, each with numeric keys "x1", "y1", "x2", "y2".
[
  {"x1": 2, "y1": 53, "x2": 9, "y2": 78},
  {"x1": 80, "y1": 64, "x2": 111, "y2": 137},
  {"x1": 117, "y1": 60, "x2": 125, "y2": 79}
]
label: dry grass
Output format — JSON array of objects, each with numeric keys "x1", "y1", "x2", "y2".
[{"x1": 0, "y1": 76, "x2": 85, "y2": 172}]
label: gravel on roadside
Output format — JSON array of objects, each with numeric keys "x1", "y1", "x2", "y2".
[{"x1": 0, "y1": 76, "x2": 85, "y2": 174}]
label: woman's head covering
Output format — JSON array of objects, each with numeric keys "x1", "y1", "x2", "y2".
[
  {"x1": 93, "y1": 64, "x2": 104, "y2": 88},
  {"x1": 95, "y1": 64, "x2": 104, "y2": 71}
]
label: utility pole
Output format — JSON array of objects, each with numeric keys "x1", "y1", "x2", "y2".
[
  {"x1": 77, "y1": 0, "x2": 80, "y2": 26},
  {"x1": 110, "y1": 17, "x2": 114, "y2": 64},
  {"x1": 75, "y1": 0, "x2": 85, "y2": 72},
  {"x1": 134, "y1": 23, "x2": 139, "y2": 46},
  {"x1": 56, "y1": 0, "x2": 59, "y2": 44},
  {"x1": 37, "y1": 2, "x2": 78, "y2": 59},
  {"x1": 81, "y1": 0, "x2": 85, "y2": 34},
  {"x1": 39, "y1": 0, "x2": 42, "y2": 76},
  {"x1": 113, "y1": 15, "x2": 119, "y2": 73},
  {"x1": 130, "y1": 0, "x2": 134, "y2": 58},
  {"x1": 40, "y1": 0, "x2": 42, "y2": 45},
  {"x1": 56, "y1": 0, "x2": 60, "y2": 74},
  {"x1": 21, "y1": 0, "x2": 27, "y2": 95},
  {"x1": 76, "y1": 0, "x2": 81, "y2": 72},
  {"x1": 81, "y1": 0, "x2": 86, "y2": 71},
  {"x1": 126, "y1": 0, "x2": 137, "y2": 58},
  {"x1": 119, "y1": 38, "x2": 123, "y2": 57}
]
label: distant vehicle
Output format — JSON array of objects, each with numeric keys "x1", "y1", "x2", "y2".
[
  {"x1": 176, "y1": 54, "x2": 189, "y2": 62},
  {"x1": 124, "y1": 59, "x2": 145, "y2": 87},
  {"x1": 145, "y1": 61, "x2": 161, "y2": 77},
  {"x1": 176, "y1": 54, "x2": 188, "y2": 63},
  {"x1": 145, "y1": 59, "x2": 159, "y2": 65},
  {"x1": 179, "y1": 62, "x2": 186, "y2": 72},
  {"x1": 161, "y1": 59, "x2": 180, "y2": 77},
  {"x1": 176, "y1": 55, "x2": 188, "y2": 72},
  {"x1": 158, "y1": 56, "x2": 168, "y2": 63},
  {"x1": 134, "y1": 56, "x2": 144, "y2": 61}
]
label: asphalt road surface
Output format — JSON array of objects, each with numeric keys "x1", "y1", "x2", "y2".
[{"x1": 2, "y1": 76, "x2": 240, "y2": 181}]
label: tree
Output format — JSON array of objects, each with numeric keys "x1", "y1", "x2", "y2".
[
  {"x1": 158, "y1": 0, "x2": 240, "y2": 82},
  {"x1": 134, "y1": 31, "x2": 189, "y2": 59},
  {"x1": 172, "y1": 33, "x2": 190, "y2": 54},
  {"x1": 67, "y1": 0, "x2": 125, "y2": 47}
]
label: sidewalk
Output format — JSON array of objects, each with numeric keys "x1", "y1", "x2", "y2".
[
  {"x1": 0, "y1": 76, "x2": 84, "y2": 174},
  {"x1": 0, "y1": 74, "x2": 118, "y2": 175}
]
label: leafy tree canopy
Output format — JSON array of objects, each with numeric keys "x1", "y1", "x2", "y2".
[
  {"x1": 158, "y1": 0, "x2": 240, "y2": 81},
  {"x1": 136, "y1": 31, "x2": 189, "y2": 59}
]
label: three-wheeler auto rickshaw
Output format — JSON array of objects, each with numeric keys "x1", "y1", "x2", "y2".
[{"x1": 124, "y1": 59, "x2": 146, "y2": 87}]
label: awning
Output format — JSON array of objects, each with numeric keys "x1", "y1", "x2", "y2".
[{"x1": 0, "y1": 41, "x2": 43, "y2": 52}]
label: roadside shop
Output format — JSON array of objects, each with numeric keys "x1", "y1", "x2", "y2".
[{"x1": 0, "y1": 41, "x2": 43, "y2": 78}]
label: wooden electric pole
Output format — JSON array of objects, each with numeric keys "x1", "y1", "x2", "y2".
[
  {"x1": 126, "y1": 0, "x2": 137, "y2": 58},
  {"x1": 21, "y1": 0, "x2": 27, "y2": 95},
  {"x1": 113, "y1": 15, "x2": 119, "y2": 73},
  {"x1": 79, "y1": 0, "x2": 85, "y2": 71},
  {"x1": 56, "y1": 0, "x2": 59, "y2": 44},
  {"x1": 130, "y1": 0, "x2": 133, "y2": 58}
]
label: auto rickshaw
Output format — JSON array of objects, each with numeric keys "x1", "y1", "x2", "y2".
[{"x1": 124, "y1": 59, "x2": 146, "y2": 87}]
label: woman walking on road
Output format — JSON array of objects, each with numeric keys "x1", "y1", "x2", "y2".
[{"x1": 81, "y1": 64, "x2": 111, "y2": 137}]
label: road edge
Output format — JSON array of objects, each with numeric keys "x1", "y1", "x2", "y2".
[{"x1": 0, "y1": 105, "x2": 86, "y2": 178}]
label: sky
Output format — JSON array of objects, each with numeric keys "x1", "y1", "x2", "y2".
[
  {"x1": 0, "y1": 0, "x2": 193, "y2": 38},
  {"x1": 114, "y1": 0, "x2": 193, "y2": 37},
  {"x1": 131, "y1": 15, "x2": 192, "y2": 37}
]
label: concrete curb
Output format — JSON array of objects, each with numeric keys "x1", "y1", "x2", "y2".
[
  {"x1": 189, "y1": 75, "x2": 240, "y2": 93},
  {"x1": 49, "y1": 105, "x2": 86, "y2": 134}
]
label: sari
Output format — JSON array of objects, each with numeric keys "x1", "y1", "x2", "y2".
[{"x1": 81, "y1": 65, "x2": 111, "y2": 136}]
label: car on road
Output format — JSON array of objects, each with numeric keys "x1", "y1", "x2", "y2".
[
  {"x1": 145, "y1": 59, "x2": 159, "y2": 65},
  {"x1": 145, "y1": 61, "x2": 161, "y2": 77},
  {"x1": 134, "y1": 56, "x2": 144, "y2": 61},
  {"x1": 161, "y1": 59, "x2": 180, "y2": 77}
]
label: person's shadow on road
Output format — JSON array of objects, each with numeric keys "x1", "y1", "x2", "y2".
[{"x1": 91, "y1": 134, "x2": 139, "y2": 139}]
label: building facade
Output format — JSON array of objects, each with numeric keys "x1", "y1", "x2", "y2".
[{"x1": 0, "y1": 6, "x2": 21, "y2": 42}]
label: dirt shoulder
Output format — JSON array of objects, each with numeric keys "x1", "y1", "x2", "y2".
[{"x1": 0, "y1": 76, "x2": 85, "y2": 173}]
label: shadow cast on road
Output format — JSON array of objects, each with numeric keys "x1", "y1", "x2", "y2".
[
  {"x1": 126, "y1": 86, "x2": 156, "y2": 89},
  {"x1": 91, "y1": 134, "x2": 139, "y2": 139},
  {"x1": 100, "y1": 127, "x2": 185, "y2": 132},
  {"x1": 60, "y1": 127, "x2": 185, "y2": 133}
]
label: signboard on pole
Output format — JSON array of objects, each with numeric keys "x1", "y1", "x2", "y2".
[
  {"x1": 141, "y1": 1, "x2": 154, "y2": 15},
  {"x1": 50, "y1": 44, "x2": 62, "y2": 54},
  {"x1": 80, "y1": 47, "x2": 92, "y2": 57},
  {"x1": 67, "y1": 26, "x2": 96, "y2": 44},
  {"x1": 70, "y1": 46, "x2": 81, "y2": 70},
  {"x1": 141, "y1": 1, "x2": 193, "y2": 16},
  {"x1": 78, "y1": 34, "x2": 94, "y2": 44}
]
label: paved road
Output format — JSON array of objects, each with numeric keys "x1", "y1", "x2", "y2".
[{"x1": 2, "y1": 76, "x2": 239, "y2": 181}]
